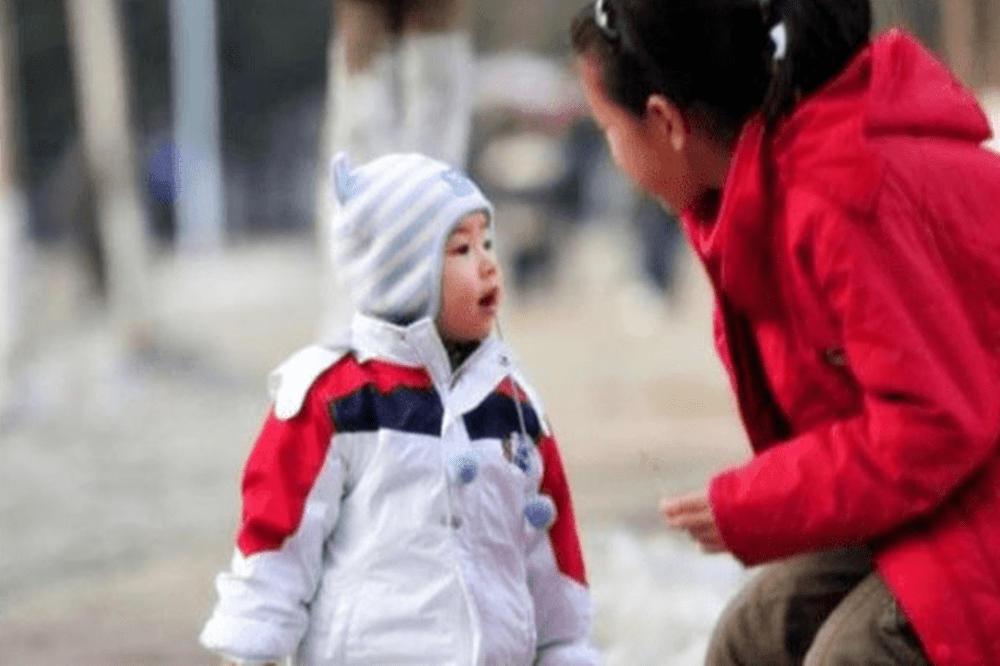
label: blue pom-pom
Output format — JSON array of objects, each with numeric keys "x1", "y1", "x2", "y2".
[
  {"x1": 449, "y1": 452, "x2": 479, "y2": 485},
  {"x1": 524, "y1": 494, "x2": 557, "y2": 530}
]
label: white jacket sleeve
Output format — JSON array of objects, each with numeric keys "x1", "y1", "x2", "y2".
[
  {"x1": 527, "y1": 434, "x2": 601, "y2": 666},
  {"x1": 200, "y1": 355, "x2": 345, "y2": 664}
]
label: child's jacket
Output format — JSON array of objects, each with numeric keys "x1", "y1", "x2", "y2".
[
  {"x1": 682, "y1": 30, "x2": 1000, "y2": 666},
  {"x1": 200, "y1": 313, "x2": 598, "y2": 666}
]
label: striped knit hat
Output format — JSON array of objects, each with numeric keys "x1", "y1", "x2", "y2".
[{"x1": 328, "y1": 152, "x2": 495, "y2": 325}]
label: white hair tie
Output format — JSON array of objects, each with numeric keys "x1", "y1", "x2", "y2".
[{"x1": 770, "y1": 21, "x2": 788, "y2": 61}]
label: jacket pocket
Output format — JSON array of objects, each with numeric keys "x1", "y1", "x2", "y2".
[{"x1": 343, "y1": 578, "x2": 465, "y2": 664}]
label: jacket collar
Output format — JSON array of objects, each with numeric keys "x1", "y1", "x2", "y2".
[
  {"x1": 351, "y1": 312, "x2": 453, "y2": 389},
  {"x1": 683, "y1": 116, "x2": 779, "y2": 318},
  {"x1": 349, "y1": 313, "x2": 533, "y2": 428}
]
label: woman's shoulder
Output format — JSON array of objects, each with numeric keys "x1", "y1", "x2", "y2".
[{"x1": 792, "y1": 134, "x2": 1000, "y2": 234}]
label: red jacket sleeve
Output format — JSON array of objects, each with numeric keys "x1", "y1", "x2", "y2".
[{"x1": 238, "y1": 374, "x2": 337, "y2": 556}]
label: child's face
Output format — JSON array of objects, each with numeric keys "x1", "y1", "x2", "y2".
[{"x1": 437, "y1": 212, "x2": 502, "y2": 342}]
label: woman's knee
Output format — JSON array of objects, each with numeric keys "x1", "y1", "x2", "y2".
[
  {"x1": 804, "y1": 574, "x2": 928, "y2": 666},
  {"x1": 705, "y1": 573, "x2": 793, "y2": 666},
  {"x1": 706, "y1": 549, "x2": 872, "y2": 666}
]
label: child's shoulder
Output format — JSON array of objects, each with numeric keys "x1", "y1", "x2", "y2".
[
  {"x1": 267, "y1": 337, "x2": 440, "y2": 421},
  {"x1": 268, "y1": 342, "x2": 353, "y2": 420}
]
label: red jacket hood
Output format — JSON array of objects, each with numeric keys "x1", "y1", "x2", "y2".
[
  {"x1": 859, "y1": 30, "x2": 991, "y2": 141},
  {"x1": 683, "y1": 30, "x2": 992, "y2": 318},
  {"x1": 772, "y1": 29, "x2": 991, "y2": 189}
]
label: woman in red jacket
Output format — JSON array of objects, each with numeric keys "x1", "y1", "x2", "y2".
[{"x1": 571, "y1": 1, "x2": 1000, "y2": 664}]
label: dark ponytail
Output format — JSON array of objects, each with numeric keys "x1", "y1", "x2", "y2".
[{"x1": 762, "y1": 0, "x2": 872, "y2": 122}]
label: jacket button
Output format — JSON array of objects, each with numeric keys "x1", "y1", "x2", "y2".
[
  {"x1": 448, "y1": 452, "x2": 479, "y2": 485},
  {"x1": 525, "y1": 494, "x2": 556, "y2": 530},
  {"x1": 450, "y1": 516, "x2": 462, "y2": 529}
]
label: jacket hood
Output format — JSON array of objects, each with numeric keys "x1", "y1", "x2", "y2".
[
  {"x1": 683, "y1": 30, "x2": 992, "y2": 318},
  {"x1": 861, "y1": 30, "x2": 991, "y2": 142},
  {"x1": 772, "y1": 30, "x2": 992, "y2": 195}
]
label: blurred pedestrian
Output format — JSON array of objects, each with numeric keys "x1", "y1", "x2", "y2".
[
  {"x1": 632, "y1": 191, "x2": 684, "y2": 302},
  {"x1": 200, "y1": 152, "x2": 599, "y2": 666},
  {"x1": 327, "y1": 0, "x2": 474, "y2": 167},
  {"x1": 570, "y1": 0, "x2": 1000, "y2": 665}
]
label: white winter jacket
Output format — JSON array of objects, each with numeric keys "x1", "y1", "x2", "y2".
[{"x1": 200, "y1": 314, "x2": 599, "y2": 666}]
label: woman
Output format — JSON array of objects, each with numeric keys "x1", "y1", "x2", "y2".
[{"x1": 570, "y1": 1, "x2": 1000, "y2": 665}]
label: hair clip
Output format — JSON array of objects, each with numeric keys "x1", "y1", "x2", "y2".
[
  {"x1": 592, "y1": 0, "x2": 666, "y2": 90},
  {"x1": 594, "y1": 0, "x2": 618, "y2": 40},
  {"x1": 770, "y1": 21, "x2": 788, "y2": 61}
]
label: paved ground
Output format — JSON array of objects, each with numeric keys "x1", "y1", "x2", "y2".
[{"x1": 0, "y1": 222, "x2": 752, "y2": 665}]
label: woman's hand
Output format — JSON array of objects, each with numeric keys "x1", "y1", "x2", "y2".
[{"x1": 660, "y1": 489, "x2": 728, "y2": 554}]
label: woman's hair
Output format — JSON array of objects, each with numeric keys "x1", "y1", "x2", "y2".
[{"x1": 570, "y1": 0, "x2": 872, "y2": 144}]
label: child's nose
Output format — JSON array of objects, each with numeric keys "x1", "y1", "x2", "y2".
[{"x1": 479, "y1": 250, "x2": 498, "y2": 275}]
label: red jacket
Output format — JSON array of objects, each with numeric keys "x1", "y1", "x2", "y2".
[{"x1": 682, "y1": 30, "x2": 1000, "y2": 666}]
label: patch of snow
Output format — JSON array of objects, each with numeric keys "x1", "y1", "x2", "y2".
[{"x1": 584, "y1": 526, "x2": 749, "y2": 665}]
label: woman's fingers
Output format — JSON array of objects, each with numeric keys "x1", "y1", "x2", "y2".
[
  {"x1": 660, "y1": 491, "x2": 712, "y2": 527},
  {"x1": 660, "y1": 489, "x2": 729, "y2": 553}
]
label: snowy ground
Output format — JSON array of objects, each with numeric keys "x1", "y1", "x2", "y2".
[{"x1": 0, "y1": 220, "x2": 751, "y2": 665}]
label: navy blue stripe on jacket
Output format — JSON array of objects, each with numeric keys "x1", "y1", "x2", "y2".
[
  {"x1": 329, "y1": 385, "x2": 443, "y2": 436},
  {"x1": 464, "y1": 391, "x2": 542, "y2": 442}
]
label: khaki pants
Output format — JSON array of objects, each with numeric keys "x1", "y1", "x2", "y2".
[{"x1": 707, "y1": 547, "x2": 929, "y2": 666}]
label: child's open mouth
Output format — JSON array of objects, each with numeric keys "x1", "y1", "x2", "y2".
[{"x1": 479, "y1": 288, "x2": 499, "y2": 309}]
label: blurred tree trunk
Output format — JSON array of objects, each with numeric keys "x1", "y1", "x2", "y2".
[
  {"x1": 169, "y1": 0, "x2": 225, "y2": 251},
  {"x1": 64, "y1": 0, "x2": 152, "y2": 346},
  {"x1": 940, "y1": 0, "x2": 978, "y2": 86},
  {"x1": 985, "y1": 0, "x2": 1000, "y2": 87},
  {"x1": 315, "y1": 0, "x2": 475, "y2": 335},
  {"x1": 871, "y1": 0, "x2": 939, "y2": 49},
  {"x1": 0, "y1": 0, "x2": 23, "y2": 413}
]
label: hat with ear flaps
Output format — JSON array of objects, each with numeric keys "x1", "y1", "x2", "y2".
[{"x1": 328, "y1": 152, "x2": 495, "y2": 325}]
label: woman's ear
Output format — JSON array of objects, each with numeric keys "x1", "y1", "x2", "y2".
[{"x1": 645, "y1": 94, "x2": 687, "y2": 154}]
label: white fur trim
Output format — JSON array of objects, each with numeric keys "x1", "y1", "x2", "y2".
[{"x1": 269, "y1": 345, "x2": 348, "y2": 420}]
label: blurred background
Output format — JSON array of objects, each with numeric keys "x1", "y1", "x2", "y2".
[{"x1": 1, "y1": 1, "x2": 999, "y2": 664}]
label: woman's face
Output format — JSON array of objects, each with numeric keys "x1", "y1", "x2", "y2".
[{"x1": 576, "y1": 51, "x2": 701, "y2": 213}]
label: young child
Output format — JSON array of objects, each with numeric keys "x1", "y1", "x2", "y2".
[{"x1": 199, "y1": 152, "x2": 599, "y2": 666}]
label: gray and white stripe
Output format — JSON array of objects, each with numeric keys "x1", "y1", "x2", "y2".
[{"x1": 328, "y1": 152, "x2": 494, "y2": 325}]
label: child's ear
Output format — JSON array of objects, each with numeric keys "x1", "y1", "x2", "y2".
[
  {"x1": 645, "y1": 95, "x2": 687, "y2": 154},
  {"x1": 330, "y1": 152, "x2": 358, "y2": 205}
]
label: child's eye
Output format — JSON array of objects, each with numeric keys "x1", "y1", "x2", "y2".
[
  {"x1": 483, "y1": 238, "x2": 493, "y2": 251},
  {"x1": 451, "y1": 243, "x2": 471, "y2": 255}
]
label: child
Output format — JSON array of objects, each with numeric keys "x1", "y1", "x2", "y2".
[{"x1": 199, "y1": 152, "x2": 599, "y2": 666}]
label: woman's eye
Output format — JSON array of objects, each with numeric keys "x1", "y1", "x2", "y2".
[
  {"x1": 451, "y1": 243, "x2": 471, "y2": 255},
  {"x1": 483, "y1": 238, "x2": 493, "y2": 251}
]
